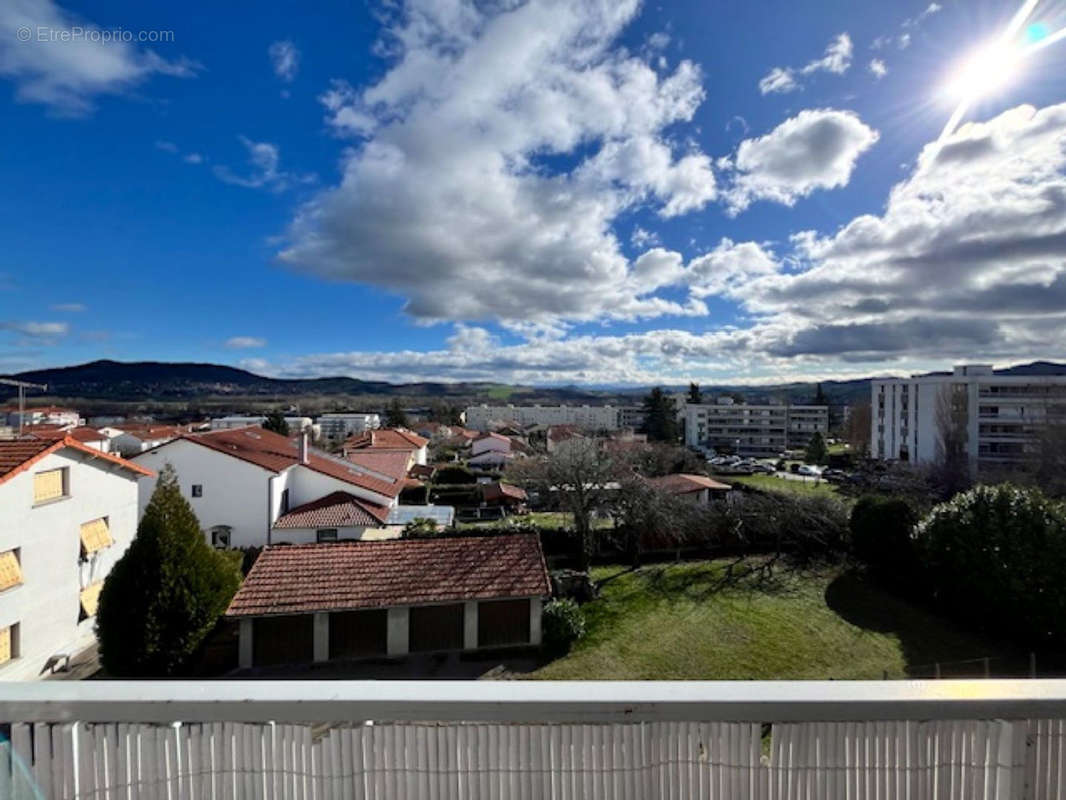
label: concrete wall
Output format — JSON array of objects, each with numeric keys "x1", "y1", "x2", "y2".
[{"x1": 0, "y1": 449, "x2": 143, "y2": 680}]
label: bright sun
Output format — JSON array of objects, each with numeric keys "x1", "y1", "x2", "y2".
[{"x1": 941, "y1": 40, "x2": 1024, "y2": 101}]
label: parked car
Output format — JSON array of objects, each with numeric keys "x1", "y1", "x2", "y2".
[
  {"x1": 752, "y1": 462, "x2": 776, "y2": 474},
  {"x1": 822, "y1": 468, "x2": 847, "y2": 482},
  {"x1": 796, "y1": 465, "x2": 822, "y2": 477}
]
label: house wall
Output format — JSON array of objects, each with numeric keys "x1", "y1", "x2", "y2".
[
  {"x1": 0, "y1": 450, "x2": 142, "y2": 680},
  {"x1": 270, "y1": 525, "x2": 376, "y2": 545}
]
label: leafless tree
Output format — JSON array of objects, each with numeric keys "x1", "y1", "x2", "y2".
[
  {"x1": 844, "y1": 400, "x2": 871, "y2": 455},
  {"x1": 933, "y1": 383, "x2": 971, "y2": 496}
]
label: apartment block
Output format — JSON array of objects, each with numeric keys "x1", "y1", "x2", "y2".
[
  {"x1": 464, "y1": 404, "x2": 624, "y2": 432},
  {"x1": 684, "y1": 400, "x2": 829, "y2": 457},
  {"x1": 872, "y1": 364, "x2": 1066, "y2": 473}
]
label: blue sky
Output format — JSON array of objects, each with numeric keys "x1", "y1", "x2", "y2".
[{"x1": 2, "y1": 0, "x2": 1066, "y2": 385}]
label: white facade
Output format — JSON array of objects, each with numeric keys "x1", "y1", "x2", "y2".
[
  {"x1": 872, "y1": 364, "x2": 1066, "y2": 473},
  {"x1": 132, "y1": 439, "x2": 397, "y2": 549},
  {"x1": 465, "y1": 404, "x2": 622, "y2": 432},
  {"x1": 4, "y1": 408, "x2": 82, "y2": 428},
  {"x1": 317, "y1": 413, "x2": 381, "y2": 442},
  {"x1": 685, "y1": 402, "x2": 829, "y2": 457},
  {"x1": 106, "y1": 430, "x2": 180, "y2": 457},
  {"x1": 471, "y1": 434, "x2": 511, "y2": 457},
  {"x1": 210, "y1": 416, "x2": 314, "y2": 432},
  {"x1": 0, "y1": 447, "x2": 145, "y2": 680}
]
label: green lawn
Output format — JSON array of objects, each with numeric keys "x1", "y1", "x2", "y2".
[
  {"x1": 534, "y1": 560, "x2": 1021, "y2": 680},
  {"x1": 457, "y1": 511, "x2": 614, "y2": 530},
  {"x1": 716, "y1": 472, "x2": 842, "y2": 498}
]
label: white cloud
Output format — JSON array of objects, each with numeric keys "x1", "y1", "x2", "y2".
[
  {"x1": 869, "y1": 59, "x2": 887, "y2": 79},
  {"x1": 183, "y1": 152, "x2": 203, "y2": 164},
  {"x1": 154, "y1": 140, "x2": 178, "y2": 153},
  {"x1": 268, "y1": 40, "x2": 300, "y2": 82},
  {"x1": 1, "y1": 320, "x2": 69, "y2": 344},
  {"x1": 902, "y1": 3, "x2": 941, "y2": 28},
  {"x1": 759, "y1": 33, "x2": 852, "y2": 95},
  {"x1": 0, "y1": 0, "x2": 197, "y2": 115},
  {"x1": 225, "y1": 336, "x2": 267, "y2": 349},
  {"x1": 214, "y1": 136, "x2": 311, "y2": 191},
  {"x1": 687, "y1": 239, "x2": 780, "y2": 299},
  {"x1": 280, "y1": 0, "x2": 718, "y2": 325},
  {"x1": 897, "y1": 33, "x2": 911, "y2": 50},
  {"x1": 724, "y1": 108, "x2": 879, "y2": 213},
  {"x1": 49, "y1": 302, "x2": 85, "y2": 312},
  {"x1": 630, "y1": 226, "x2": 660, "y2": 249}
]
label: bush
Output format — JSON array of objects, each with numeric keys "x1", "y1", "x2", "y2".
[
  {"x1": 542, "y1": 598, "x2": 585, "y2": 654},
  {"x1": 849, "y1": 495, "x2": 918, "y2": 580},
  {"x1": 913, "y1": 483, "x2": 1066, "y2": 647},
  {"x1": 96, "y1": 464, "x2": 242, "y2": 676}
]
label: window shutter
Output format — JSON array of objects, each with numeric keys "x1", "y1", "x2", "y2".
[
  {"x1": 80, "y1": 518, "x2": 113, "y2": 554},
  {"x1": 0, "y1": 626, "x2": 11, "y2": 664},
  {"x1": 0, "y1": 551, "x2": 22, "y2": 592},
  {"x1": 33, "y1": 468, "x2": 65, "y2": 503},
  {"x1": 80, "y1": 583, "x2": 103, "y2": 617}
]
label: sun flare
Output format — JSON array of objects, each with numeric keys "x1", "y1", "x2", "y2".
[{"x1": 941, "y1": 40, "x2": 1024, "y2": 102}]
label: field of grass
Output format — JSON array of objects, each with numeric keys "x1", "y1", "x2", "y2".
[
  {"x1": 457, "y1": 511, "x2": 615, "y2": 530},
  {"x1": 534, "y1": 559, "x2": 1021, "y2": 680},
  {"x1": 715, "y1": 472, "x2": 842, "y2": 498}
]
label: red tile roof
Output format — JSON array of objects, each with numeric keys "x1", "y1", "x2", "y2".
[
  {"x1": 113, "y1": 423, "x2": 188, "y2": 441},
  {"x1": 177, "y1": 427, "x2": 401, "y2": 498},
  {"x1": 0, "y1": 436, "x2": 154, "y2": 485},
  {"x1": 273, "y1": 491, "x2": 390, "y2": 529},
  {"x1": 26, "y1": 425, "x2": 107, "y2": 443},
  {"x1": 483, "y1": 482, "x2": 528, "y2": 503},
  {"x1": 226, "y1": 534, "x2": 550, "y2": 617},
  {"x1": 649, "y1": 473, "x2": 732, "y2": 494},
  {"x1": 344, "y1": 450, "x2": 412, "y2": 481},
  {"x1": 344, "y1": 428, "x2": 429, "y2": 451}
]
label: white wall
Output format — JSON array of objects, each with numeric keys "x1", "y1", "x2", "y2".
[
  {"x1": 0, "y1": 449, "x2": 142, "y2": 680},
  {"x1": 270, "y1": 525, "x2": 381, "y2": 545}
]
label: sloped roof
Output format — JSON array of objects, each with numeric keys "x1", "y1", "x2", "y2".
[
  {"x1": 649, "y1": 473, "x2": 732, "y2": 494},
  {"x1": 169, "y1": 427, "x2": 401, "y2": 498},
  {"x1": 273, "y1": 491, "x2": 390, "y2": 528},
  {"x1": 483, "y1": 482, "x2": 528, "y2": 503},
  {"x1": 226, "y1": 534, "x2": 550, "y2": 617},
  {"x1": 26, "y1": 425, "x2": 107, "y2": 443},
  {"x1": 344, "y1": 428, "x2": 429, "y2": 451},
  {"x1": 344, "y1": 450, "x2": 412, "y2": 481},
  {"x1": 0, "y1": 437, "x2": 154, "y2": 485}
]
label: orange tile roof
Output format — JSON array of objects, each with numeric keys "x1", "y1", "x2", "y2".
[
  {"x1": 344, "y1": 428, "x2": 429, "y2": 451},
  {"x1": 274, "y1": 491, "x2": 390, "y2": 528},
  {"x1": 0, "y1": 436, "x2": 154, "y2": 485},
  {"x1": 177, "y1": 427, "x2": 401, "y2": 498},
  {"x1": 344, "y1": 450, "x2": 412, "y2": 481},
  {"x1": 226, "y1": 534, "x2": 550, "y2": 617},
  {"x1": 26, "y1": 425, "x2": 107, "y2": 443},
  {"x1": 649, "y1": 473, "x2": 732, "y2": 494}
]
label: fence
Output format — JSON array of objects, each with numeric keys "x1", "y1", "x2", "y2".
[{"x1": 2, "y1": 680, "x2": 1066, "y2": 799}]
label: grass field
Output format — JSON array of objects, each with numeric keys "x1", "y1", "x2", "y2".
[
  {"x1": 457, "y1": 511, "x2": 615, "y2": 530},
  {"x1": 533, "y1": 559, "x2": 1020, "y2": 680},
  {"x1": 714, "y1": 472, "x2": 842, "y2": 498}
]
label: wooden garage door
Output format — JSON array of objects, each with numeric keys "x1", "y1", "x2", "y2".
[
  {"x1": 329, "y1": 609, "x2": 387, "y2": 660},
  {"x1": 477, "y1": 599, "x2": 531, "y2": 648},
  {"x1": 253, "y1": 615, "x2": 313, "y2": 667},
  {"x1": 409, "y1": 604, "x2": 464, "y2": 652}
]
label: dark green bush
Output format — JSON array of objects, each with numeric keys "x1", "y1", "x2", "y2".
[
  {"x1": 914, "y1": 483, "x2": 1066, "y2": 647},
  {"x1": 96, "y1": 464, "x2": 242, "y2": 676},
  {"x1": 542, "y1": 598, "x2": 585, "y2": 654},
  {"x1": 849, "y1": 495, "x2": 918, "y2": 580}
]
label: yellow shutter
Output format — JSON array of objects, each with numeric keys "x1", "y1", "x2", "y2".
[
  {"x1": 0, "y1": 626, "x2": 10, "y2": 664},
  {"x1": 80, "y1": 583, "x2": 103, "y2": 617},
  {"x1": 0, "y1": 550, "x2": 22, "y2": 592},
  {"x1": 80, "y1": 518, "x2": 113, "y2": 554},
  {"x1": 33, "y1": 468, "x2": 65, "y2": 503}
]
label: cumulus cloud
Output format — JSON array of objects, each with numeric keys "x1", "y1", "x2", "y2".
[
  {"x1": 0, "y1": 0, "x2": 198, "y2": 115},
  {"x1": 869, "y1": 59, "x2": 887, "y2": 79},
  {"x1": 280, "y1": 0, "x2": 718, "y2": 325},
  {"x1": 225, "y1": 336, "x2": 267, "y2": 349},
  {"x1": 758, "y1": 33, "x2": 852, "y2": 95},
  {"x1": 724, "y1": 109, "x2": 879, "y2": 213},
  {"x1": 268, "y1": 40, "x2": 300, "y2": 82}
]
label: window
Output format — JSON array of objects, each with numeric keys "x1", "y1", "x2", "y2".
[
  {"x1": 281, "y1": 489, "x2": 290, "y2": 514},
  {"x1": 0, "y1": 623, "x2": 18, "y2": 665},
  {"x1": 33, "y1": 467, "x2": 68, "y2": 504},
  {"x1": 80, "y1": 517, "x2": 113, "y2": 556},
  {"x1": 209, "y1": 525, "x2": 232, "y2": 549},
  {"x1": 0, "y1": 549, "x2": 23, "y2": 593},
  {"x1": 316, "y1": 529, "x2": 339, "y2": 543},
  {"x1": 191, "y1": 484, "x2": 203, "y2": 498}
]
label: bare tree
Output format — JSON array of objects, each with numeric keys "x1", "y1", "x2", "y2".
[
  {"x1": 843, "y1": 400, "x2": 871, "y2": 455},
  {"x1": 933, "y1": 383, "x2": 971, "y2": 495},
  {"x1": 507, "y1": 439, "x2": 628, "y2": 571}
]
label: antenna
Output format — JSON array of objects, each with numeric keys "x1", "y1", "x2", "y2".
[{"x1": 0, "y1": 378, "x2": 48, "y2": 436}]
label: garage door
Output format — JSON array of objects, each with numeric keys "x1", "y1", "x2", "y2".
[
  {"x1": 253, "y1": 615, "x2": 313, "y2": 667},
  {"x1": 477, "y1": 599, "x2": 531, "y2": 648},
  {"x1": 409, "y1": 603, "x2": 464, "y2": 652},
  {"x1": 329, "y1": 609, "x2": 387, "y2": 660}
]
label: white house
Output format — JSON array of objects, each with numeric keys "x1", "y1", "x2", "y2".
[
  {"x1": 210, "y1": 416, "x2": 314, "y2": 433},
  {"x1": 342, "y1": 428, "x2": 429, "y2": 467},
  {"x1": 102, "y1": 424, "x2": 188, "y2": 458},
  {"x1": 468, "y1": 432, "x2": 517, "y2": 469},
  {"x1": 317, "y1": 413, "x2": 381, "y2": 443},
  {"x1": 2, "y1": 406, "x2": 82, "y2": 429},
  {"x1": 25, "y1": 425, "x2": 111, "y2": 453},
  {"x1": 0, "y1": 437, "x2": 153, "y2": 680},
  {"x1": 132, "y1": 427, "x2": 405, "y2": 549}
]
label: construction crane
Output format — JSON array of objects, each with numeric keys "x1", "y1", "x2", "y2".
[{"x1": 0, "y1": 377, "x2": 48, "y2": 436}]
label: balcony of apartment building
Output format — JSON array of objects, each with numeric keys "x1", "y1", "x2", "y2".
[{"x1": 2, "y1": 680, "x2": 1066, "y2": 799}]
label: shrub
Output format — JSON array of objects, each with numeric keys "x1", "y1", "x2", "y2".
[
  {"x1": 542, "y1": 598, "x2": 585, "y2": 654},
  {"x1": 96, "y1": 464, "x2": 242, "y2": 676},
  {"x1": 913, "y1": 483, "x2": 1066, "y2": 647},
  {"x1": 849, "y1": 495, "x2": 918, "y2": 580}
]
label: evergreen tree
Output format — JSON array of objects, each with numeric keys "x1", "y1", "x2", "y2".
[
  {"x1": 385, "y1": 398, "x2": 409, "y2": 428},
  {"x1": 813, "y1": 383, "x2": 828, "y2": 406},
  {"x1": 262, "y1": 410, "x2": 289, "y2": 436},
  {"x1": 687, "y1": 382, "x2": 703, "y2": 404},
  {"x1": 96, "y1": 465, "x2": 241, "y2": 676},
  {"x1": 805, "y1": 431, "x2": 829, "y2": 465},
  {"x1": 640, "y1": 387, "x2": 679, "y2": 442}
]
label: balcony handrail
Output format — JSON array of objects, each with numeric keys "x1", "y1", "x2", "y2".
[{"x1": 3, "y1": 680, "x2": 1066, "y2": 724}]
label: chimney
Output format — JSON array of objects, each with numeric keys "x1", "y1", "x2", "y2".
[{"x1": 299, "y1": 430, "x2": 309, "y2": 464}]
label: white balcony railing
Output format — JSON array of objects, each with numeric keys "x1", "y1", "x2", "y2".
[{"x1": 2, "y1": 680, "x2": 1066, "y2": 799}]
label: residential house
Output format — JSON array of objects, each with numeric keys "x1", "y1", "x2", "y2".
[
  {"x1": 132, "y1": 427, "x2": 404, "y2": 549},
  {"x1": 210, "y1": 416, "x2": 315, "y2": 433},
  {"x1": 316, "y1": 413, "x2": 381, "y2": 444},
  {"x1": 2, "y1": 406, "x2": 82, "y2": 430},
  {"x1": 225, "y1": 534, "x2": 550, "y2": 669},
  {"x1": 546, "y1": 425, "x2": 586, "y2": 455},
  {"x1": 648, "y1": 473, "x2": 732, "y2": 505},
  {"x1": 468, "y1": 432, "x2": 516, "y2": 470},
  {"x1": 481, "y1": 481, "x2": 528, "y2": 512},
  {"x1": 102, "y1": 424, "x2": 190, "y2": 458},
  {"x1": 23, "y1": 425, "x2": 111, "y2": 452},
  {"x1": 342, "y1": 428, "x2": 429, "y2": 467},
  {"x1": 0, "y1": 437, "x2": 153, "y2": 680}
]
